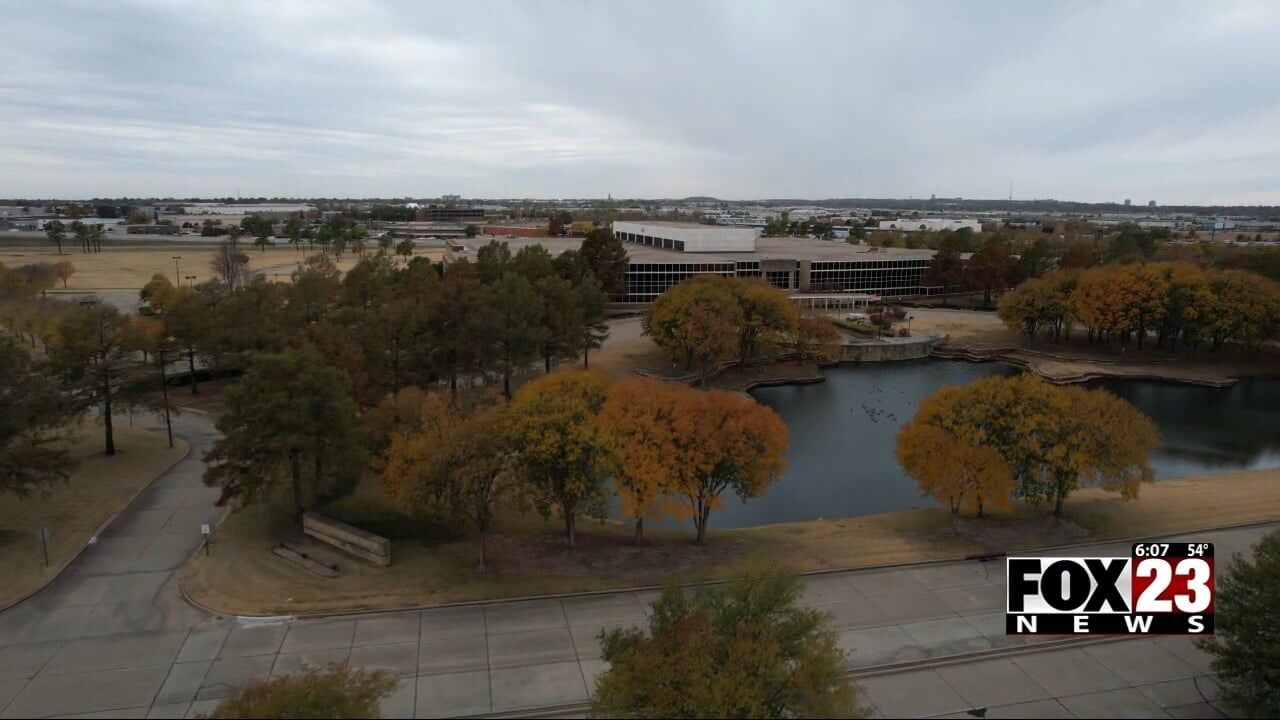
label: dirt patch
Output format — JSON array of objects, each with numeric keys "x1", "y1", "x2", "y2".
[
  {"x1": 905, "y1": 307, "x2": 1014, "y2": 345},
  {"x1": 579, "y1": 336, "x2": 673, "y2": 378}
]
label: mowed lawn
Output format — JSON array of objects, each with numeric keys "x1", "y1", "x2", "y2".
[
  {"x1": 181, "y1": 466, "x2": 1280, "y2": 615},
  {"x1": 0, "y1": 420, "x2": 188, "y2": 608}
]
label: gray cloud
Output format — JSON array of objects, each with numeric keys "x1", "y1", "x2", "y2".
[{"x1": 3, "y1": 0, "x2": 1279, "y2": 203}]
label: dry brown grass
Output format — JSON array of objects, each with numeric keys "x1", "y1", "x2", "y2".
[
  {"x1": 575, "y1": 336, "x2": 673, "y2": 378},
  {"x1": 906, "y1": 307, "x2": 1014, "y2": 345},
  {"x1": 180, "y1": 466, "x2": 1280, "y2": 615},
  {"x1": 0, "y1": 244, "x2": 442, "y2": 289},
  {"x1": 0, "y1": 419, "x2": 188, "y2": 608}
]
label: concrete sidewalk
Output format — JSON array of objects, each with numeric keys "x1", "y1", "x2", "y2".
[
  {"x1": 0, "y1": 404, "x2": 1270, "y2": 717},
  {"x1": 856, "y1": 635, "x2": 1231, "y2": 718}
]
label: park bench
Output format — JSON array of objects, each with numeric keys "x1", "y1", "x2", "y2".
[{"x1": 302, "y1": 512, "x2": 391, "y2": 567}]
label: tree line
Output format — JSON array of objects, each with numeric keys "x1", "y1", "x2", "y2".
[
  {"x1": 644, "y1": 275, "x2": 841, "y2": 385},
  {"x1": 139, "y1": 239, "x2": 617, "y2": 404},
  {"x1": 375, "y1": 371, "x2": 789, "y2": 568},
  {"x1": 0, "y1": 231, "x2": 628, "y2": 496},
  {"x1": 206, "y1": 358, "x2": 790, "y2": 569},
  {"x1": 997, "y1": 262, "x2": 1280, "y2": 353},
  {"x1": 1, "y1": 262, "x2": 177, "y2": 494}
]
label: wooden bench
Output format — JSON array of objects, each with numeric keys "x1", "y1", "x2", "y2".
[{"x1": 302, "y1": 512, "x2": 391, "y2": 567}]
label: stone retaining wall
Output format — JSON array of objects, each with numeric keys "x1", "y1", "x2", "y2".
[{"x1": 836, "y1": 335, "x2": 944, "y2": 363}]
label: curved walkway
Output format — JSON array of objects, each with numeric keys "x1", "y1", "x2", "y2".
[{"x1": 0, "y1": 408, "x2": 1270, "y2": 718}]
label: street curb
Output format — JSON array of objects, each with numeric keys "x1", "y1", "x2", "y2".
[
  {"x1": 0, "y1": 433, "x2": 192, "y2": 615},
  {"x1": 177, "y1": 516, "x2": 1280, "y2": 620}
]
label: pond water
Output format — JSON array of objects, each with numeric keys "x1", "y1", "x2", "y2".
[{"x1": 655, "y1": 361, "x2": 1280, "y2": 529}]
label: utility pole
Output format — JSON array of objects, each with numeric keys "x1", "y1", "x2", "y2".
[{"x1": 172, "y1": 256, "x2": 182, "y2": 286}]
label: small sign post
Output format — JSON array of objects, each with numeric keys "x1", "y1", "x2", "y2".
[
  {"x1": 200, "y1": 523, "x2": 211, "y2": 556},
  {"x1": 37, "y1": 527, "x2": 49, "y2": 567}
]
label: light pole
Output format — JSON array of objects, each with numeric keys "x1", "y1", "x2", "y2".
[
  {"x1": 185, "y1": 275, "x2": 197, "y2": 288},
  {"x1": 907, "y1": 315, "x2": 914, "y2": 337},
  {"x1": 171, "y1": 256, "x2": 182, "y2": 286}
]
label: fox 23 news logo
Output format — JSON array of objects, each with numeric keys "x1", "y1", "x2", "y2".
[{"x1": 1005, "y1": 542, "x2": 1214, "y2": 635}]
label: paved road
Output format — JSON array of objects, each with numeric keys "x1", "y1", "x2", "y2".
[
  {"x1": 602, "y1": 316, "x2": 644, "y2": 346},
  {"x1": 0, "y1": 408, "x2": 1270, "y2": 717}
]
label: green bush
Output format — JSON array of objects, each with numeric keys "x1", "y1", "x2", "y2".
[
  {"x1": 1197, "y1": 530, "x2": 1280, "y2": 718},
  {"x1": 591, "y1": 569, "x2": 865, "y2": 718}
]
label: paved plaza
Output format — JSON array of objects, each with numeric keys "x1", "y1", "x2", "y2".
[{"x1": 0, "y1": 407, "x2": 1268, "y2": 717}]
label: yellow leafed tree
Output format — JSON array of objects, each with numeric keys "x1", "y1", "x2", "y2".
[
  {"x1": 509, "y1": 370, "x2": 611, "y2": 550},
  {"x1": 898, "y1": 373, "x2": 1159, "y2": 518}
]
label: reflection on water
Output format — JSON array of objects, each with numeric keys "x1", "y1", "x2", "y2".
[{"x1": 664, "y1": 361, "x2": 1279, "y2": 529}]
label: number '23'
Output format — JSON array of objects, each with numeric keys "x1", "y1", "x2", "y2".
[{"x1": 1135, "y1": 558, "x2": 1212, "y2": 613}]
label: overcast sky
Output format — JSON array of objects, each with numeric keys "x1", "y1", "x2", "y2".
[{"x1": 4, "y1": 0, "x2": 1280, "y2": 203}]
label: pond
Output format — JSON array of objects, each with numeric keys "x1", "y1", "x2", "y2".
[{"x1": 673, "y1": 361, "x2": 1280, "y2": 529}]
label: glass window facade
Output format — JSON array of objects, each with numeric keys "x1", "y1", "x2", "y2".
[
  {"x1": 620, "y1": 261, "x2": 737, "y2": 302},
  {"x1": 608, "y1": 230, "x2": 937, "y2": 302},
  {"x1": 806, "y1": 258, "x2": 932, "y2": 297},
  {"x1": 615, "y1": 256, "x2": 936, "y2": 302}
]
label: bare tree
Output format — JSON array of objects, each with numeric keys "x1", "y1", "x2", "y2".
[{"x1": 211, "y1": 240, "x2": 249, "y2": 289}]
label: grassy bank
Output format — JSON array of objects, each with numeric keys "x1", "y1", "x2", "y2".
[
  {"x1": 0, "y1": 419, "x2": 188, "y2": 608},
  {"x1": 180, "y1": 465, "x2": 1280, "y2": 615}
]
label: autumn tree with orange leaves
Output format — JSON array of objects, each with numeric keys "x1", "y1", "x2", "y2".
[
  {"x1": 898, "y1": 374, "x2": 1158, "y2": 518},
  {"x1": 895, "y1": 424, "x2": 1013, "y2": 532},
  {"x1": 790, "y1": 311, "x2": 842, "y2": 362},
  {"x1": 672, "y1": 389, "x2": 789, "y2": 544},
  {"x1": 999, "y1": 262, "x2": 1279, "y2": 353},
  {"x1": 596, "y1": 377, "x2": 684, "y2": 545}
]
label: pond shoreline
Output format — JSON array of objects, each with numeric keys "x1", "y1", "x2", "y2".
[{"x1": 712, "y1": 343, "x2": 1279, "y2": 392}]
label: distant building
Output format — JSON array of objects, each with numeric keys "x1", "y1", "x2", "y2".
[
  {"x1": 126, "y1": 224, "x2": 180, "y2": 235},
  {"x1": 441, "y1": 194, "x2": 462, "y2": 202},
  {"x1": 1124, "y1": 199, "x2": 1132, "y2": 206},
  {"x1": 610, "y1": 221, "x2": 942, "y2": 301},
  {"x1": 384, "y1": 222, "x2": 469, "y2": 239},
  {"x1": 0, "y1": 218, "x2": 40, "y2": 231},
  {"x1": 876, "y1": 218, "x2": 982, "y2": 233},
  {"x1": 613, "y1": 220, "x2": 756, "y2": 252},
  {"x1": 481, "y1": 224, "x2": 545, "y2": 238},
  {"x1": 417, "y1": 206, "x2": 484, "y2": 222},
  {"x1": 1148, "y1": 200, "x2": 1157, "y2": 208}
]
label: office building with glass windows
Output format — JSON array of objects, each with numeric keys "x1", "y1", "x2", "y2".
[
  {"x1": 448, "y1": 221, "x2": 948, "y2": 304},
  {"x1": 611, "y1": 221, "x2": 943, "y2": 303}
]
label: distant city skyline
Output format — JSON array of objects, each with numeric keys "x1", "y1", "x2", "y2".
[{"x1": 4, "y1": 1, "x2": 1280, "y2": 204}]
